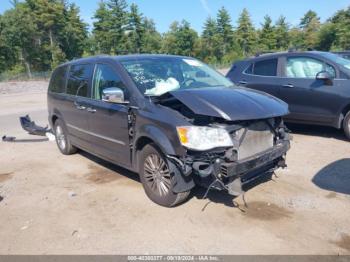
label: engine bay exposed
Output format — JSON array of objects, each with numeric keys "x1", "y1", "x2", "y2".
[
  {"x1": 153, "y1": 93, "x2": 221, "y2": 125},
  {"x1": 154, "y1": 93, "x2": 291, "y2": 196}
]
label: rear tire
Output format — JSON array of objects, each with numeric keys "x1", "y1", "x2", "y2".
[
  {"x1": 54, "y1": 119, "x2": 77, "y2": 155},
  {"x1": 139, "y1": 144, "x2": 190, "y2": 207},
  {"x1": 343, "y1": 111, "x2": 350, "y2": 140}
]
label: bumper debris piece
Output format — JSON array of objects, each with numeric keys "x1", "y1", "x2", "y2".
[
  {"x1": 19, "y1": 115, "x2": 52, "y2": 136},
  {"x1": 2, "y1": 135, "x2": 16, "y2": 142}
]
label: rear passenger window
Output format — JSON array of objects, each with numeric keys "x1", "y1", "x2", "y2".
[
  {"x1": 245, "y1": 64, "x2": 253, "y2": 74},
  {"x1": 67, "y1": 64, "x2": 94, "y2": 97},
  {"x1": 253, "y1": 59, "x2": 278, "y2": 76},
  {"x1": 49, "y1": 66, "x2": 67, "y2": 93}
]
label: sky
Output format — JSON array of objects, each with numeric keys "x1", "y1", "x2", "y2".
[{"x1": 0, "y1": 0, "x2": 349, "y2": 33}]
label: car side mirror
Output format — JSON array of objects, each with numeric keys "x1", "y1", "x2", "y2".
[
  {"x1": 316, "y1": 71, "x2": 333, "y2": 85},
  {"x1": 102, "y1": 87, "x2": 128, "y2": 104}
]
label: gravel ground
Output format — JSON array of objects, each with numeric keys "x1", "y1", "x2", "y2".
[
  {"x1": 0, "y1": 81, "x2": 349, "y2": 255},
  {"x1": 0, "y1": 81, "x2": 48, "y2": 95}
]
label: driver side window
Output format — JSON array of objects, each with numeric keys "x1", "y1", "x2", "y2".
[
  {"x1": 286, "y1": 57, "x2": 336, "y2": 79},
  {"x1": 92, "y1": 64, "x2": 126, "y2": 100}
]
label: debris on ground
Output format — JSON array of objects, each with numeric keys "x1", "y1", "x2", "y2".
[
  {"x1": 20, "y1": 226, "x2": 28, "y2": 230},
  {"x1": 68, "y1": 191, "x2": 77, "y2": 198},
  {"x1": 45, "y1": 132, "x2": 55, "y2": 141},
  {"x1": 20, "y1": 115, "x2": 51, "y2": 136},
  {"x1": 2, "y1": 135, "x2": 16, "y2": 142},
  {"x1": 0, "y1": 196, "x2": 3, "y2": 202}
]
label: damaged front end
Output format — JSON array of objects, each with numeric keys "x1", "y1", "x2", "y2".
[
  {"x1": 168, "y1": 117, "x2": 290, "y2": 196},
  {"x1": 155, "y1": 89, "x2": 291, "y2": 196}
]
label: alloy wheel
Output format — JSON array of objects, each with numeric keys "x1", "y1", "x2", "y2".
[
  {"x1": 55, "y1": 125, "x2": 66, "y2": 150},
  {"x1": 143, "y1": 154, "x2": 171, "y2": 196}
]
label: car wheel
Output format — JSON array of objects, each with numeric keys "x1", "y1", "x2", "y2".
[
  {"x1": 139, "y1": 144, "x2": 190, "y2": 207},
  {"x1": 343, "y1": 111, "x2": 350, "y2": 140},
  {"x1": 54, "y1": 119, "x2": 77, "y2": 155}
]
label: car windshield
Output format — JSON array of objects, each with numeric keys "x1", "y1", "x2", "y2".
[
  {"x1": 319, "y1": 52, "x2": 350, "y2": 70},
  {"x1": 120, "y1": 57, "x2": 233, "y2": 96}
]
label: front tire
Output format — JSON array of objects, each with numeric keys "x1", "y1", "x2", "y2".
[
  {"x1": 54, "y1": 119, "x2": 77, "y2": 155},
  {"x1": 139, "y1": 144, "x2": 190, "y2": 207},
  {"x1": 343, "y1": 111, "x2": 350, "y2": 140}
]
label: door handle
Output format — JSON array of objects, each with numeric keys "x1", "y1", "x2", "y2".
[
  {"x1": 283, "y1": 84, "x2": 294, "y2": 88},
  {"x1": 86, "y1": 107, "x2": 97, "y2": 113},
  {"x1": 74, "y1": 101, "x2": 86, "y2": 110},
  {"x1": 238, "y1": 81, "x2": 248, "y2": 85},
  {"x1": 75, "y1": 104, "x2": 86, "y2": 110}
]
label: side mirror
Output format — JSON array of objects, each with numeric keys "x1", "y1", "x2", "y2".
[
  {"x1": 316, "y1": 71, "x2": 333, "y2": 85},
  {"x1": 102, "y1": 87, "x2": 127, "y2": 104}
]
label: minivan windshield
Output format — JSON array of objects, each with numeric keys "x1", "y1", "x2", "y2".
[
  {"x1": 120, "y1": 57, "x2": 233, "y2": 96},
  {"x1": 319, "y1": 52, "x2": 350, "y2": 70}
]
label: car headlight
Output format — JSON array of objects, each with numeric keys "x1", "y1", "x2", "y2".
[{"x1": 176, "y1": 126, "x2": 233, "y2": 151}]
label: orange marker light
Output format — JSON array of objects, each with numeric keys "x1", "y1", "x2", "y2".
[{"x1": 177, "y1": 127, "x2": 188, "y2": 144}]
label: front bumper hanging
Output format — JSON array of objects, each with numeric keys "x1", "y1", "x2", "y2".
[{"x1": 168, "y1": 140, "x2": 290, "y2": 196}]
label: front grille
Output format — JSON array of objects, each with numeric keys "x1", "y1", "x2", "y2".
[{"x1": 236, "y1": 121, "x2": 274, "y2": 160}]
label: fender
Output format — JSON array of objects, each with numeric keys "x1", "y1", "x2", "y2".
[
  {"x1": 134, "y1": 124, "x2": 184, "y2": 156},
  {"x1": 133, "y1": 124, "x2": 194, "y2": 193}
]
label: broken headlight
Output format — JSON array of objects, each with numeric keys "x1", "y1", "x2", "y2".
[{"x1": 176, "y1": 126, "x2": 233, "y2": 151}]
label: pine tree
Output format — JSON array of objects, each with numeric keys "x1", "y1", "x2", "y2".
[
  {"x1": 60, "y1": 3, "x2": 87, "y2": 60},
  {"x1": 200, "y1": 17, "x2": 221, "y2": 63},
  {"x1": 127, "y1": 3, "x2": 145, "y2": 53},
  {"x1": 289, "y1": 27, "x2": 304, "y2": 50},
  {"x1": 275, "y1": 16, "x2": 290, "y2": 50},
  {"x1": 316, "y1": 22, "x2": 336, "y2": 51},
  {"x1": 202, "y1": 17, "x2": 217, "y2": 39},
  {"x1": 236, "y1": 8, "x2": 257, "y2": 56},
  {"x1": 330, "y1": 7, "x2": 350, "y2": 50},
  {"x1": 162, "y1": 20, "x2": 198, "y2": 56},
  {"x1": 107, "y1": 0, "x2": 129, "y2": 54},
  {"x1": 142, "y1": 18, "x2": 162, "y2": 53},
  {"x1": 26, "y1": 0, "x2": 67, "y2": 69},
  {"x1": 300, "y1": 10, "x2": 319, "y2": 29},
  {"x1": 93, "y1": 1, "x2": 112, "y2": 54},
  {"x1": 299, "y1": 10, "x2": 321, "y2": 49},
  {"x1": 258, "y1": 15, "x2": 276, "y2": 51},
  {"x1": 92, "y1": 0, "x2": 129, "y2": 55},
  {"x1": 216, "y1": 7, "x2": 234, "y2": 55}
]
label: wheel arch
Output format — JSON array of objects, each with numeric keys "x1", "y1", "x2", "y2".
[
  {"x1": 338, "y1": 103, "x2": 350, "y2": 129},
  {"x1": 134, "y1": 133, "x2": 195, "y2": 195},
  {"x1": 50, "y1": 109, "x2": 64, "y2": 128},
  {"x1": 342, "y1": 103, "x2": 350, "y2": 118},
  {"x1": 132, "y1": 124, "x2": 184, "y2": 170},
  {"x1": 52, "y1": 115, "x2": 58, "y2": 126}
]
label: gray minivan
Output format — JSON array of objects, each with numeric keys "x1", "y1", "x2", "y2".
[{"x1": 48, "y1": 54, "x2": 291, "y2": 207}]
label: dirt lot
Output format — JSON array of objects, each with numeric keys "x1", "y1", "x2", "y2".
[{"x1": 0, "y1": 81, "x2": 350, "y2": 255}]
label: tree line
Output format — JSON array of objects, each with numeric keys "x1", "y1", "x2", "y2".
[{"x1": 0, "y1": 0, "x2": 349, "y2": 78}]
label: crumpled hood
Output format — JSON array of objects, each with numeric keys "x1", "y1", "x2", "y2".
[{"x1": 168, "y1": 87, "x2": 289, "y2": 121}]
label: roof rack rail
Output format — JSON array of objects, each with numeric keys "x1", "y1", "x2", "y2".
[
  {"x1": 254, "y1": 51, "x2": 276, "y2": 57},
  {"x1": 288, "y1": 46, "x2": 305, "y2": 52},
  {"x1": 71, "y1": 54, "x2": 111, "y2": 60}
]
